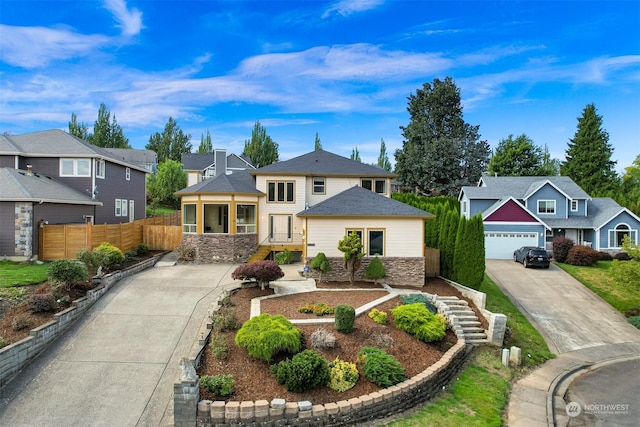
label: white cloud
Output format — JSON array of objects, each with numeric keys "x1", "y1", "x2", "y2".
[
  {"x1": 322, "y1": 0, "x2": 384, "y2": 19},
  {"x1": 103, "y1": 0, "x2": 144, "y2": 36}
]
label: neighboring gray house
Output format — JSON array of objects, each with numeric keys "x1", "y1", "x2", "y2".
[
  {"x1": 105, "y1": 148, "x2": 158, "y2": 173},
  {"x1": 0, "y1": 129, "x2": 149, "y2": 259},
  {"x1": 459, "y1": 176, "x2": 640, "y2": 259},
  {"x1": 182, "y1": 150, "x2": 254, "y2": 187}
]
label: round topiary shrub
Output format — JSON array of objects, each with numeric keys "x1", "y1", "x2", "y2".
[
  {"x1": 328, "y1": 358, "x2": 359, "y2": 392},
  {"x1": 235, "y1": 313, "x2": 301, "y2": 362},
  {"x1": 47, "y1": 259, "x2": 89, "y2": 286},
  {"x1": 334, "y1": 304, "x2": 356, "y2": 333},
  {"x1": 270, "y1": 349, "x2": 330, "y2": 393},
  {"x1": 566, "y1": 245, "x2": 599, "y2": 266},
  {"x1": 357, "y1": 346, "x2": 406, "y2": 387},
  {"x1": 391, "y1": 303, "x2": 446, "y2": 342},
  {"x1": 92, "y1": 242, "x2": 124, "y2": 270},
  {"x1": 27, "y1": 293, "x2": 57, "y2": 313},
  {"x1": 365, "y1": 256, "x2": 386, "y2": 285}
]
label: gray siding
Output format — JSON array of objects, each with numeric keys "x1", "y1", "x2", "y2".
[
  {"x1": 0, "y1": 202, "x2": 15, "y2": 256},
  {"x1": 94, "y1": 161, "x2": 146, "y2": 223},
  {"x1": 0, "y1": 156, "x2": 16, "y2": 168},
  {"x1": 26, "y1": 157, "x2": 94, "y2": 196},
  {"x1": 526, "y1": 184, "x2": 567, "y2": 218}
]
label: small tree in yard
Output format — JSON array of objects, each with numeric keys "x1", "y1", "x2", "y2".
[
  {"x1": 338, "y1": 232, "x2": 364, "y2": 286},
  {"x1": 365, "y1": 256, "x2": 386, "y2": 285},
  {"x1": 310, "y1": 252, "x2": 331, "y2": 283},
  {"x1": 552, "y1": 236, "x2": 574, "y2": 263},
  {"x1": 231, "y1": 261, "x2": 284, "y2": 290}
]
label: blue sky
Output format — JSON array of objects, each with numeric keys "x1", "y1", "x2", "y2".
[{"x1": 1, "y1": 0, "x2": 638, "y2": 172}]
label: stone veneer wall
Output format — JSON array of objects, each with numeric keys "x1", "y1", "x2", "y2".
[
  {"x1": 181, "y1": 233, "x2": 257, "y2": 263},
  {"x1": 175, "y1": 284, "x2": 471, "y2": 427},
  {"x1": 0, "y1": 254, "x2": 162, "y2": 387},
  {"x1": 304, "y1": 256, "x2": 425, "y2": 287},
  {"x1": 14, "y1": 202, "x2": 33, "y2": 257}
]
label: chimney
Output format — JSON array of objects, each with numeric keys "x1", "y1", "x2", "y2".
[
  {"x1": 27, "y1": 164, "x2": 32, "y2": 176},
  {"x1": 214, "y1": 149, "x2": 227, "y2": 177}
]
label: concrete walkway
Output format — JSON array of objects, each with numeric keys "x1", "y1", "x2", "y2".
[
  {"x1": 486, "y1": 260, "x2": 640, "y2": 427},
  {"x1": 0, "y1": 255, "x2": 238, "y2": 427}
]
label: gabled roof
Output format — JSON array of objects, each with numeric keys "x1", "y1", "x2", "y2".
[
  {"x1": 541, "y1": 197, "x2": 640, "y2": 230},
  {"x1": 251, "y1": 149, "x2": 396, "y2": 177},
  {"x1": 104, "y1": 148, "x2": 157, "y2": 164},
  {"x1": 181, "y1": 153, "x2": 214, "y2": 171},
  {"x1": 227, "y1": 153, "x2": 255, "y2": 170},
  {"x1": 464, "y1": 176, "x2": 591, "y2": 200},
  {"x1": 1, "y1": 130, "x2": 148, "y2": 173},
  {"x1": 0, "y1": 168, "x2": 102, "y2": 205},
  {"x1": 482, "y1": 197, "x2": 551, "y2": 230},
  {"x1": 298, "y1": 186, "x2": 432, "y2": 218},
  {"x1": 176, "y1": 170, "x2": 263, "y2": 195}
]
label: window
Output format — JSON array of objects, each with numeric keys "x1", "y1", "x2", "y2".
[
  {"x1": 368, "y1": 230, "x2": 384, "y2": 256},
  {"x1": 609, "y1": 223, "x2": 636, "y2": 248},
  {"x1": 236, "y1": 204, "x2": 256, "y2": 233},
  {"x1": 183, "y1": 204, "x2": 196, "y2": 233},
  {"x1": 361, "y1": 178, "x2": 386, "y2": 194},
  {"x1": 204, "y1": 204, "x2": 228, "y2": 233},
  {"x1": 115, "y1": 199, "x2": 122, "y2": 216},
  {"x1": 121, "y1": 199, "x2": 128, "y2": 217},
  {"x1": 126, "y1": 167, "x2": 131, "y2": 181},
  {"x1": 95, "y1": 159, "x2": 105, "y2": 179},
  {"x1": 60, "y1": 158, "x2": 91, "y2": 177},
  {"x1": 312, "y1": 177, "x2": 325, "y2": 194},
  {"x1": 114, "y1": 199, "x2": 128, "y2": 217},
  {"x1": 267, "y1": 181, "x2": 295, "y2": 203},
  {"x1": 537, "y1": 200, "x2": 556, "y2": 214},
  {"x1": 571, "y1": 200, "x2": 578, "y2": 211}
]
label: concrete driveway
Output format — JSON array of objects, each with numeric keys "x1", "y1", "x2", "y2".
[
  {"x1": 485, "y1": 260, "x2": 639, "y2": 354},
  {"x1": 0, "y1": 261, "x2": 238, "y2": 427}
]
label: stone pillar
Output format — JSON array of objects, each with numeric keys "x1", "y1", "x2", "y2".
[
  {"x1": 173, "y1": 357, "x2": 199, "y2": 427},
  {"x1": 488, "y1": 313, "x2": 507, "y2": 346}
]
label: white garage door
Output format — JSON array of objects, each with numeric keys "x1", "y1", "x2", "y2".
[{"x1": 485, "y1": 232, "x2": 538, "y2": 259}]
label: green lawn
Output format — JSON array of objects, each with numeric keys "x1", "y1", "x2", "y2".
[
  {"x1": 0, "y1": 260, "x2": 49, "y2": 288},
  {"x1": 146, "y1": 205, "x2": 177, "y2": 217},
  {"x1": 556, "y1": 260, "x2": 640, "y2": 314}
]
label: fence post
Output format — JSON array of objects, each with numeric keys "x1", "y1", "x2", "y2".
[{"x1": 86, "y1": 220, "x2": 92, "y2": 250}]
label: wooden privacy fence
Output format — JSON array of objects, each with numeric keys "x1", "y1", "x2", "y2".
[
  {"x1": 425, "y1": 246, "x2": 440, "y2": 277},
  {"x1": 39, "y1": 212, "x2": 181, "y2": 261},
  {"x1": 143, "y1": 225, "x2": 182, "y2": 251}
]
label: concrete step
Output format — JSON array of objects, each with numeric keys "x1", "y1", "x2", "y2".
[
  {"x1": 464, "y1": 332, "x2": 488, "y2": 340},
  {"x1": 443, "y1": 300, "x2": 469, "y2": 306},
  {"x1": 447, "y1": 308, "x2": 474, "y2": 315},
  {"x1": 453, "y1": 314, "x2": 478, "y2": 321},
  {"x1": 459, "y1": 320, "x2": 481, "y2": 327},
  {"x1": 466, "y1": 338, "x2": 489, "y2": 344},
  {"x1": 462, "y1": 326, "x2": 485, "y2": 333}
]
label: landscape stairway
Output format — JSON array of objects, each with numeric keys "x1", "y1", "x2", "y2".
[{"x1": 434, "y1": 295, "x2": 488, "y2": 344}]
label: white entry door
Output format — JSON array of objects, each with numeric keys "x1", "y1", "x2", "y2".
[{"x1": 269, "y1": 215, "x2": 292, "y2": 243}]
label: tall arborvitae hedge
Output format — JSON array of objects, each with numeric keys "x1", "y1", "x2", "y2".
[{"x1": 452, "y1": 216, "x2": 467, "y2": 282}]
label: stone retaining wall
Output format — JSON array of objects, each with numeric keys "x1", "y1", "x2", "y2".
[
  {"x1": 176, "y1": 284, "x2": 471, "y2": 427},
  {"x1": 304, "y1": 256, "x2": 425, "y2": 287},
  {"x1": 182, "y1": 233, "x2": 257, "y2": 263},
  {"x1": 0, "y1": 254, "x2": 162, "y2": 387}
]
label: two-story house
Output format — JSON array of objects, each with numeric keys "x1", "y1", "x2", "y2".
[
  {"x1": 182, "y1": 150, "x2": 255, "y2": 187},
  {"x1": 176, "y1": 149, "x2": 433, "y2": 286},
  {"x1": 459, "y1": 176, "x2": 640, "y2": 259},
  {"x1": 0, "y1": 129, "x2": 149, "y2": 259}
]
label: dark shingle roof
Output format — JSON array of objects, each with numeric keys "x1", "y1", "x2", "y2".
[
  {"x1": 252, "y1": 149, "x2": 396, "y2": 177},
  {"x1": 298, "y1": 186, "x2": 433, "y2": 217},
  {"x1": 176, "y1": 170, "x2": 263, "y2": 195},
  {"x1": 0, "y1": 168, "x2": 101, "y2": 205},
  {"x1": 463, "y1": 176, "x2": 591, "y2": 200},
  {"x1": 181, "y1": 153, "x2": 214, "y2": 170}
]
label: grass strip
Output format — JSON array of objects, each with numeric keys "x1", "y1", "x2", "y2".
[{"x1": 0, "y1": 261, "x2": 49, "y2": 288}]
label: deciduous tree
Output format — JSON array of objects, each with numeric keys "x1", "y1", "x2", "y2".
[
  {"x1": 488, "y1": 134, "x2": 542, "y2": 176},
  {"x1": 146, "y1": 117, "x2": 192, "y2": 164},
  {"x1": 197, "y1": 129, "x2": 213, "y2": 154},
  {"x1": 377, "y1": 139, "x2": 392, "y2": 171},
  {"x1": 243, "y1": 121, "x2": 279, "y2": 167},
  {"x1": 68, "y1": 113, "x2": 90, "y2": 140},
  {"x1": 146, "y1": 159, "x2": 186, "y2": 208},
  {"x1": 314, "y1": 132, "x2": 322, "y2": 150},
  {"x1": 350, "y1": 147, "x2": 361, "y2": 162},
  {"x1": 89, "y1": 103, "x2": 130, "y2": 148}
]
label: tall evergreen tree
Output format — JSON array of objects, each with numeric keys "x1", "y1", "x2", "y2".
[
  {"x1": 197, "y1": 129, "x2": 213, "y2": 154},
  {"x1": 146, "y1": 117, "x2": 192, "y2": 164},
  {"x1": 68, "y1": 113, "x2": 90, "y2": 140},
  {"x1": 314, "y1": 132, "x2": 322, "y2": 150},
  {"x1": 242, "y1": 121, "x2": 279, "y2": 167},
  {"x1": 452, "y1": 217, "x2": 467, "y2": 282},
  {"x1": 377, "y1": 138, "x2": 392, "y2": 171},
  {"x1": 350, "y1": 146, "x2": 361, "y2": 162},
  {"x1": 488, "y1": 134, "x2": 542, "y2": 176},
  {"x1": 439, "y1": 210, "x2": 459, "y2": 279},
  {"x1": 395, "y1": 77, "x2": 489, "y2": 196},
  {"x1": 561, "y1": 103, "x2": 618, "y2": 195},
  {"x1": 538, "y1": 144, "x2": 561, "y2": 176},
  {"x1": 89, "y1": 103, "x2": 130, "y2": 148}
]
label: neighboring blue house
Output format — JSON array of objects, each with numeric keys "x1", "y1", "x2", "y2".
[{"x1": 459, "y1": 176, "x2": 640, "y2": 259}]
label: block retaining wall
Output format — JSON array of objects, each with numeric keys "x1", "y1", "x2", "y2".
[
  {"x1": 176, "y1": 284, "x2": 472, "y2": 427},
  {"x1": 0, "y1": 254, "x2": 163, "y2": 387}
]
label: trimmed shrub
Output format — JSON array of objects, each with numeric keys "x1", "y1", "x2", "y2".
[
  {"x1": 231, "y1": 261, "x2": 284, "y2": 290},
  {"x1": 12, "y1": 315, "x2": 32, "y2": 331},
  {"x1": 628, "y1": 316, "x2": 640, "y2": 329},
  {"x1": 47, "y1": 259, "x2": 89, "y2": 286},
  {"x1": 209, "y1": 333, "x2": 229, "y2": 360},
  {"x1": 274, "y1": 249, "x2": 293, "y2": 265},
  {"x1": 365, "y1": 256, "x2": 386, "y2": 285},
  {"x1": 210, "y1": 307, "x2": 240, "y2": 332},
  {"x1": 614, "y1": 251, "x2": 631, "y2": 261},
  {"x1": 310, "y1": 252, "x2": 331, "y2": 283},
  {"x1": 368, "y1": 308, "x2": 387, "y2": 325},
  {"x1": 199, "y1": 374, "x2": 235, "y2": 397},
  {"x1": 357, "y1": 346, "x2": 406, "y2": 387},
  {"x1": 92, "y1": 242, "x2": 125, "y2": 270},
  {"x1": 27, "y1": 293, "x2": 57, "y2": 313},
  {"x1": 566, "y1": 245, "x2": 599, "y2": 266},
  {"x1": 328, "y1": 358, "x2": 359, "y2": 392},
  {"x1": 136, "y1": 243, "x2": 149, "y2": 255},
  {"x1": 597, "y1": 251, "x2": 613, "y2": 261},
  {"x1": 0, "y1": 337, "x2": 6, "y2": 349},
  {"x1": 399, "y1": 294, "x2": 437, "y2": 314},
  {"x1": 391, "y1": 303, "x2": 446, "y2": 342},
  {"x1": 270, "y1": 349, "x2": 330, "y2": 393},
  {"x1": 334, "y1": 304, "x2": 356, "y2": 333},
  {"x1": 368, "y1": 333, "x2": 394, "y2": 349},
  {"x1": 310, "y1": 328, "x2": 336, "y2": 349},
  {"x1": 298, "y1": 302, "x2": 334, "y2": 316},
  {"x1": 235, "y1": 314, "x2": 301, "y2": 362},
  {"x1": 552, "y1": 236, "x2": 574, "y2": 263}
]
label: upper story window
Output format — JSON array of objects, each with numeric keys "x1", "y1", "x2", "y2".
[
  {"x1": 537, "y1": 200, "x2": 556, "y2": 214},
  {"x1": 312, "y1": 177, "x2": 325, "y2": 194},
  {"x1": 267, "y1": 181, "x2": 295, "y2": 203},
  {"x1": 361, "y1": 178, "x2": 386, "y2": 194},
  {"x1": 60, "y1": 158, "x2": 91, "y2": 177},
  {"x1": 570, "y1": 200, "x2": 578, "y2": 211},
  {"x1": 95, "y1": 159, "x2": 105, "y2": 179},
  {"x1": 126, "y1": 167, "x2": 131, "y2": 181}
]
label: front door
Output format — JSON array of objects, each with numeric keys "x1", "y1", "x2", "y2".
[{"x1": 269, "y1": 214, "x2": 292, "y2": 243}]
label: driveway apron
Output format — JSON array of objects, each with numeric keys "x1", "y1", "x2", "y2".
[{"x1": 0, "y1": 262, "x2": 237, "y2": 427}]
